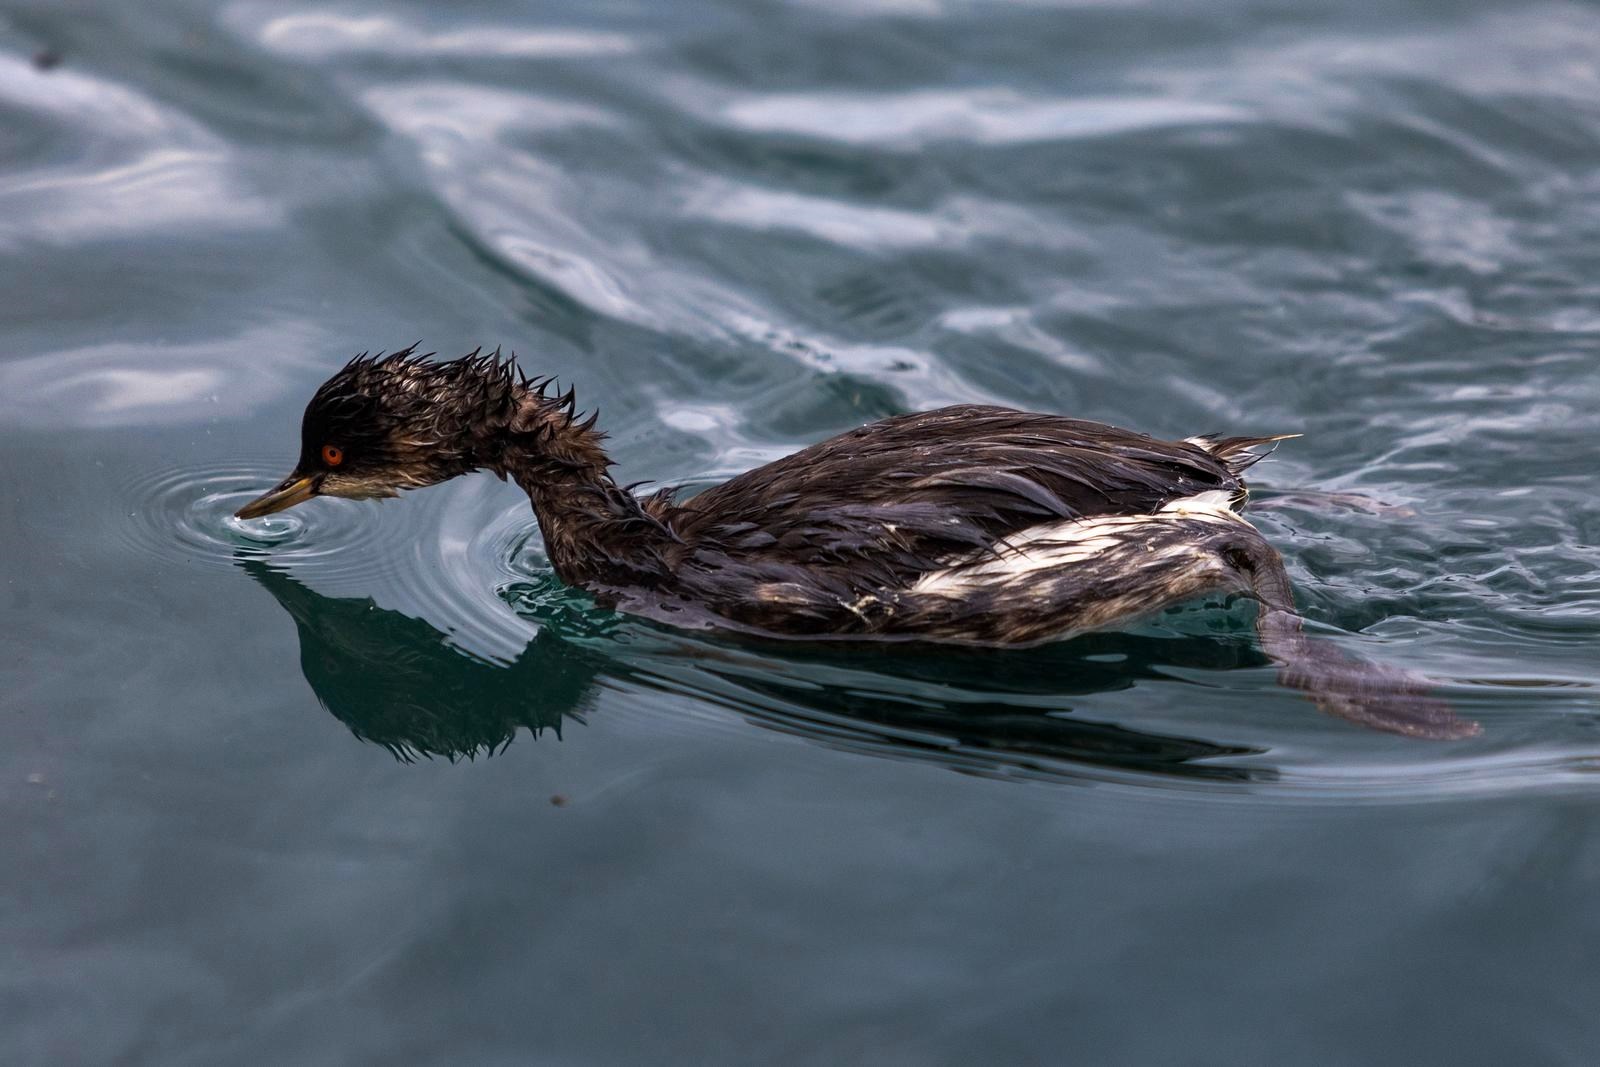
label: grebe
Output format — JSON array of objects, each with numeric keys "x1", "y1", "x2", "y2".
[{"x1": 237, "y1": 347, "x2": 1476, "y2": 738}]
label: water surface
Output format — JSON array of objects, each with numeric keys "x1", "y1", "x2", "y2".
[{"x1": 4, "y1": 0, "x2": 1600, "y2": 1062}]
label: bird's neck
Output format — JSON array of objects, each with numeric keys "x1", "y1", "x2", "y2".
[{"x1": 489, "y1": 386, "x2": 674, "y2": 590}]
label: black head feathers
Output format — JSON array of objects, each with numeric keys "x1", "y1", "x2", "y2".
[{"x1": 290, "y1": 345, "x2": 525, "y2": 498}]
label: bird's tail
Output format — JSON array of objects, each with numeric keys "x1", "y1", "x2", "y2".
[
  {"x1": 1199, "y1": 433, "x2": 1302, "y2": 477},
  {"x1": 1223, "y1": 530, "x2": 1479, "y2": 739}
]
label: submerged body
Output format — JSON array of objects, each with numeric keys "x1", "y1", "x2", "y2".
[{"x1": 238, "y1": 348, "x2": 1475, "y2": 737}]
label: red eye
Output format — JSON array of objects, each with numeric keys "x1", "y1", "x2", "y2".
[{"x1": 321, "y1": 444, "x2": 344, "y2": 467}]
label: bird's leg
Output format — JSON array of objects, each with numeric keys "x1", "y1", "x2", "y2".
[
  {"x1": 1249, "y1": 489, "x2": 1416, "y2": 517},
  {"x1": 1223, "y1": 532, "x2": 1478, "y2": 739}
]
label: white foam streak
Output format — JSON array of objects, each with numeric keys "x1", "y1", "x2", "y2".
[
  {"x1": 247, "y1": 10, "x2": 635, "y2": 59},
  {"x1": 720, "y1": 88, "x2": 1247, "y2": 147}
]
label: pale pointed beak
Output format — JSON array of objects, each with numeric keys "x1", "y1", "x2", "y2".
[{"x1": 236, "y1": 473, "x2": 319, "y2": 519}]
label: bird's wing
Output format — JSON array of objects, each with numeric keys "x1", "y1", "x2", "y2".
[{"x1": 665, "y1": 405, "x2": 1247, "y2": 585}]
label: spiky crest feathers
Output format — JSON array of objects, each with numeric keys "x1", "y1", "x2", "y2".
[{"x1": 318, "y1": 344, "x2": 608, "y2": 468}]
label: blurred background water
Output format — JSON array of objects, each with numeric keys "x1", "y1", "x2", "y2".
[{"x1": 4, "y1": 0, "x2": 1600, "y2": 1062}]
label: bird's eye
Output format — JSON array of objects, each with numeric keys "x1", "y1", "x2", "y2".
[{"x1": 321, "y1": 444, "x2": 344, "y2": 467}]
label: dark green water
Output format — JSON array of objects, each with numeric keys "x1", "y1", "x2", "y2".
[{"x1": 5, "y1": 0, "x2": 1600, "y2": 1061}]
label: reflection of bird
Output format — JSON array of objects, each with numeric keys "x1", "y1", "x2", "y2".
[
  {"x1": 237, "y1": 347, "x2": 1476, "y2": 738},
  {"x1": 240, "y1": 559, "x2": 596, "y2": 760},
  {"x1": 238, "y1": 556, "x2": 1273, "y2": 781}
]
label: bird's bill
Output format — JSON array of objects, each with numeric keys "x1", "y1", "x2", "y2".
[{"x1": 235, "y1": 473, "x2": 318, "y2": 519}]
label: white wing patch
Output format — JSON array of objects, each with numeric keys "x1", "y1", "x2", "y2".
[
  {"x1": 908, "y1": 491, "x2": 1247, "y2": 597},
  {"x1": 1159, "y1": 488, "x2": 1240, "y2": 517}
]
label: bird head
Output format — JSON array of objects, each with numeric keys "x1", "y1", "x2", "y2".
[{"x1": 236, "y1": 348, "x2": 515, "y2": 519}]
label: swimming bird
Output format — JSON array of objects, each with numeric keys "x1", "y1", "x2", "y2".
[{"x1": 237, "y1": 347, "x2": 1476, "y2": 738}]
